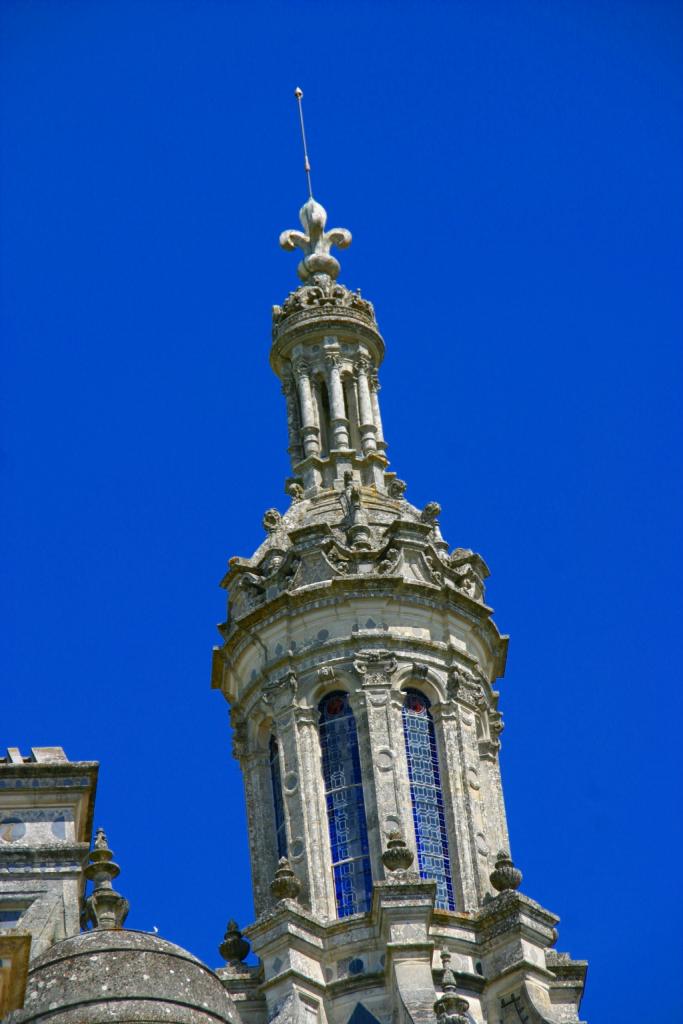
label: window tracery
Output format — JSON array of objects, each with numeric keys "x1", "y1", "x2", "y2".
[
  {"x1": 401, "y1": 688, "x2": 455, "y2": 910},
  {"x1": 318, "y1": 691, "x2": 372, "y2": 916}
]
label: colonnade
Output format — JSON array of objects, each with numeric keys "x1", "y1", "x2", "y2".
[{"x1": 283, "y1": 352, "x2": 385, "y2": 462}]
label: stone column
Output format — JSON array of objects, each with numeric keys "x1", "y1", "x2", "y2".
[
  {"x1": 281, "y1": 373, "x2": 303, "y2": 465},
  {"x1": 481, "y1": 745, "x2": 510, "y2": 867},
  {"x1": 324, "y1": 353, "x2": 350, "y2": 449},
  {"x1": 354, "y1": 357, "x2": 377, "y2": 455},
  {"x1": 294, "y1": 361, "x2": 320, "y2": 458},
  {"x1": 369, "y1": 371, "x2": 386, "y2": 450},
  {"x1": 239, "y1": 746, "x2": 275, "y2": 917}
]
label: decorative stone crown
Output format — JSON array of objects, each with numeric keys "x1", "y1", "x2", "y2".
[{"x1": 272, "y1": 278, "x2": 377, "y2": 342}]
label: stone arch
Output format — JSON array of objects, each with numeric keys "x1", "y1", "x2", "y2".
[
  {"x1": 393, "y1": 661, "x2": 448, "y2": 705},
  {"x1": 310, "y1": 664, "x2": 356, "y2": 707}
]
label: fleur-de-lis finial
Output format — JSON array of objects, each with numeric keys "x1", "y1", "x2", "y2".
[
  {"x1": 282, "y1": 89, "x2": 351, "y2": 283},
  {"x1": 280, "y1": 198, "x2": 352, "y2": 283}
]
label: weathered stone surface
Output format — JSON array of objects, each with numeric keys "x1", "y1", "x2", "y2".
[
  {"x1": 8, "y1": 928, "x2": 239, "y2": 1023},
  {"x1": 211, "y1": 187, "x2": 588, "y2": 1024}
]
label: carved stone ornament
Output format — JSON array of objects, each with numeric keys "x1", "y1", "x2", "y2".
[
  {"x1": 447, "y1": 667, "x2": 481, "y2": 706},
  {"x1": 231, "y1": 720, "x2": 248, "y2": 759},
  {"x1": 354, "y1": 650, "x2": 398, "y2": 686},
  {"x1": 421, "y1": 501, "x2": 442, "y2": 525},
  {"x1": 387, "y1": 477, "x2": 407, "y2": 499},
  {"x1": 424, "y1": 553, "x2": 444, "y2": 586},
  {"x1": 81, "y1": 828, "x2": 130, "y2": 931},
  {"x1": 273, "y1": 279, "x2": 375, "y2": 330},
  {"x1": 262, "y1": 508, "x2": 282, "y2": 534},
  {"x1": 279, "y1": 556, "x2": 301, "y2": 592},
  {"x1": 280, "y1": 197, "x2": 351, "y2": 283},
  {"x1": 327, "y1": 547, "x2": 351, "y2": 575},
  {"x1": 342, "y1": 471, "x2": 371, "y2": 549},
  {"x1": 285, "y1": 479, "x2": 304, "y2": 502},
  {"x1": 490, "y1": 851, "x2": 523, "y2": 893},
  {"x1": 270, "y1": 857, "x2": 302, "y2": 902},
  {"x1": 219, "y1": 919, "x2": 250, "y2": 965},
  {"x1": 317, "y1": 665, "x2": 336, "y2": 683},
  {"x1": 381, "y1": 831, "x2": 415, "y2": 873},
  {"x1": 434, "y1": 948, "x2": 470, "y2": 1024},
  {"x1": 233, "y1": 571, "x2": 265, "y2": 613},
  {"x1": 263, "y1": 671, "x2": 297, "y2": 713},
  {"x1": 452, "y1": 563, "x2": 483, "y2": 601},
  {"x1": 377, "y1": 546, "x2": 400, "y2": 575}
]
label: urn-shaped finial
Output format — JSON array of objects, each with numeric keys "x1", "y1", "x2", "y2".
[
  {"x1": 219, "y1": 919, "x2": 250, "y2": 964},
  {"x1": 490, "y1": 850, "x2": 523, "y2": 892},
  {"x1": 270, "y1": 857, "x2": 302, "y2": 902},
  {"x1": 382, "y1": 830, "x2": 415, "y2": 873}
]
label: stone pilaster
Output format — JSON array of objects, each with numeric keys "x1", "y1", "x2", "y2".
[
  {"x1": 431, "y1": 700, "x2": 482, "y2": 911},
  {"x1": 350, "y1": 653, "x2": 404, "y2": 877},
  {"x1": 239, "y1": 745, "x2": 275, "y2": 918},
  {"x1": 290, "y1": 705, "x2": 334, "y2": 919}
]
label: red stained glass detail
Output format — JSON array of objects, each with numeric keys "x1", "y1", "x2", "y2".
[
  {"x1": 406, "y1": 693, "x2": 426, "y2": 714},
  {"x1": 325, "y1": 696, "x2": 345, "y2": 717}
]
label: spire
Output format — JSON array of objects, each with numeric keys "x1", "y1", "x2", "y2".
[
  {"x1": 294, "y1": 87, "x2": 313, "y2": 200},
  {"x1": 80, "y1": 827, "x2": 129, "y2": 931}
]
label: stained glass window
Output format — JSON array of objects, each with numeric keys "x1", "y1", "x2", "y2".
[
  {"x1": 269, "y1": 734, "x2": 288, "y2": 859},
  {"x1": 402, "y1": 688, "x2": 455, "y2": 910},
  {"x1": 319, "y1": 692, "x2": 372, "y2": 916}
]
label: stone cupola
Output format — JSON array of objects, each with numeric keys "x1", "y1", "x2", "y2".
[{"x1": 211, "y1": 188, "x2": 588, "y2": 1024}]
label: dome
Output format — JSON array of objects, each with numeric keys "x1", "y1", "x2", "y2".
[{"x1": 12, "y1": 928, "x2": 240, "y2": 1024}]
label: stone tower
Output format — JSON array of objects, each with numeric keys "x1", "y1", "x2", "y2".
[{"x1": 211, "y1": 195, "x2": 588, "y2": 1024}]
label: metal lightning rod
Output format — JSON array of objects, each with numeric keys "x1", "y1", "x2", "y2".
[{"x1": 294, "y1": 87, "x2": 314, "y2": 200}]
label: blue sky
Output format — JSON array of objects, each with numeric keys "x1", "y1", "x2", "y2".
[{"x1": 1, "y1": 2, "x2": 681, "y2": 1019}]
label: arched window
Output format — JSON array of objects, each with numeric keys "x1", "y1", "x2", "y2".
[
  {"x1": 269, "y1": 734, "x2": 287, "y2": 859},
  {"x1": 402, "y1": 689, "x2": 455, "y2": 910},
  {"x1": 319, "y1": 692, "x2": 372, "y2": 917}
]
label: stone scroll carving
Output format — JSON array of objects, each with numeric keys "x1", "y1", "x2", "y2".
[{"x1": 353, "y1": 650, "x2": 398, "y2": 688}]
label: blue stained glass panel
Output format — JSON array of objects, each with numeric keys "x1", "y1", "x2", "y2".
[
  {"x1": 319, "y1": 692, "x2": 372, "y2": 916},
  {"x1": 269, "y1": 735, "x2": 288, "y2": 859},
  {"x1": 402, "y1": 689, "x2": 455, "y2": 910}
]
